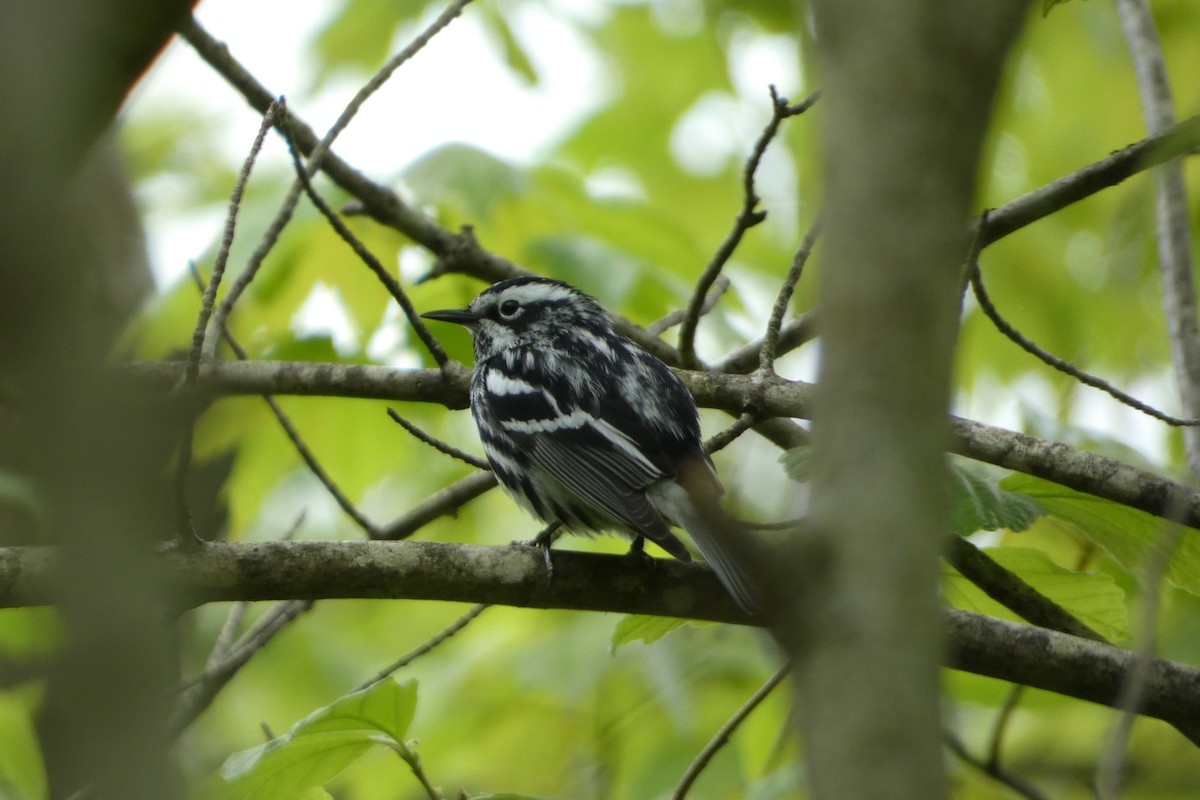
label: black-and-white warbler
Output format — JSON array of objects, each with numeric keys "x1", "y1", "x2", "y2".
[{"x1": 422, "y1": 276, "x2": 757, "y2": 611}]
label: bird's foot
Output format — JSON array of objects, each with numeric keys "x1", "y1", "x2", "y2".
[
  {"x1": 624, "y1": 535, "x2": 657, "y2": 568},
  {"x1": 517, "y1": 522, "x2": 561, "y2": 587}
]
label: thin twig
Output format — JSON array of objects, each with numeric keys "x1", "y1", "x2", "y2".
[
  {"x1": 677, "y1": 87, "x2": 820, "y2": 368},
  {"x1": 986, "y1": 684, "x2": 1026, "y2": 769},
  {"x1": 205, "y1": 199, "x2": 297, "y2": 359},
  {"x1": 970, "y1": 243, "x2": 1200, "y2": 426},
  {"x1": 172, "y1": 599, "x2": 315, "y2": 736},
  {"x1": 758, "y1": 215, "x2": 821, "y2": 374},
  {"x1": 395, "y1": 742, "x2": 444, "y2": 800},
  {"x1": 376, "y1": 471, "x2": 498, "y2": 541},
  {"x1": 704, "y1": 412, "x2": 756, "y2": 454},
  {"x1": 317, "y1": 0, "x2": 476, "y2": 173},
  {"x1": 183, "y1": 0, "x2": 474, "y2": 361},
  {"x1": 187, "y1": 101, "x2": 278, "y2": 383},
  {"x1": 265, "y1": 391, "x2": 382, "y2": 535},
  {"x1": 943, "y1": 729, "x2": 1050, "y2": 800},
  {"x1": 206, "y1": 596, "x2": 249, "y2": 670},
  {"x1": 715, "y1": 311, "x2": 818, "y2": 374},
  {"x1": 386, "y1": 408, "x2": 489, "y2": 470},
  {"x1": 355, "y1": 603, "x2": 490, "y2": 692},
  {"x1": 187, "y1": 266, "x2": 382, "y2": 536},
  {"x1": 280, "y1": 115, "x2": 448, "y2": 366},
  {"x1": 647, "y1": 276, "x2": 730, "y2": 338},
  {"x1": 672, "y1": 662, "x2": 790, "y2": 799},
  {"x1": 175, "y1": 102, "x2": 277, "y2": 543}
]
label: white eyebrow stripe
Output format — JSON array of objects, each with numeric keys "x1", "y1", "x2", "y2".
[{"x1": 498, "y1": 283, "x2": 578, "y2": 306}]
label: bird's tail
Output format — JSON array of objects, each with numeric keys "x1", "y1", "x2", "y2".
[{"x1": 653, "y1": 457, "x2": 762, "y2": 614}]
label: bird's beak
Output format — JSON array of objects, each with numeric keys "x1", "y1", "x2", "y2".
[{"x1": 421, "y1": 308, "x2": 481, "y2": 326}]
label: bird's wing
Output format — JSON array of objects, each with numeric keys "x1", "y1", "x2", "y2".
[{"x1": 477, "y1": 356, "x2": 681, "y2": 546}]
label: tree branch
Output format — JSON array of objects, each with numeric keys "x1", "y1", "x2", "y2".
[
  {"x1": 944, "y1": 607, "x2": 1200, "y2": 745},
  {"x1": 1116, "y1": 0, "x2": 1200, "y2": 476},
  {"x1": 177, "y1": 16, "x2": 521, "y2": 283},
  {"x1": 2, "y1": 541, "x2": 1199, "y2": 739},
  {"x1": 123, "y1": 359, "x2": 1200, "y2": 530},
  {"x1": 982, "y1": 113, "x2": 1200, "y2": 246}
]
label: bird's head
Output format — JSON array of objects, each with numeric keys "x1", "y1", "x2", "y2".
[{"x1": 422, "y1": 277, "x2": 611, "y2": 360}]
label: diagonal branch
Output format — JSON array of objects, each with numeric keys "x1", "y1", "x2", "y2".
[
  {"x1": 180, "y1": 1, "x2": 478, "y2": 361},
  {"x1": 177, "y1": 15, "x2": 517, "y2": 281},
  {"x1": 385, "y1": 408, "x2": 489, "y2": 470},
  {"x1": 376, "y1": 471, "x2": 497, "y2": 541},
  {"x1": 186, "y1": 101, "x2": 278, "y2": 386},
  {"x1": 677, "y1": 88, "x2": 819, "y2": 369},
  {"x1": 280, "y1": 117, "x2": 448, "y2": 367},
  {"x1": 982, "y1": 113, "x2": 1200, "y2": 246}
]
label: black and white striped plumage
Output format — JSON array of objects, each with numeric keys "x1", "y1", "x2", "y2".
[{"x1": 422, "y1": 277, "x2": 756, "y2": 610}]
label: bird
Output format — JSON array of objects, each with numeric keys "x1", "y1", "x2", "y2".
[{"x1": 421, "y1": 276, "x2": 758, "y2": 611}]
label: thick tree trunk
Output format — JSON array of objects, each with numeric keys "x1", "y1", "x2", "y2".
[{"x1": 789, "y1": 2, "x2": 1028, "y2": 797}]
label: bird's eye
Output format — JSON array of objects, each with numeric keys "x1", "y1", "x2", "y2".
[{"x1": 499, "y1": 299, "x2": 520, "y2": 317}]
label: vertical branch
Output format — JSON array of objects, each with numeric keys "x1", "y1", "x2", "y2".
[
  {"x1": 0, "y1": 3, "x2": 195, "y2": 793},
  {"x1": 758, "y1": 215, "x2": 821, "y2": 374},
  {"x1": 677, "y1": 88, "x2": 819, "y2": 369},
  {"x1": 1101, "y1": 4, "x2": 1198, "y2": 791},
  {"x1": 1116, "y1": 0, "x2": 1200, "y2": 474},
  {"x1": 797, "y1": 2, "x2": 1026, "y2": 798}
]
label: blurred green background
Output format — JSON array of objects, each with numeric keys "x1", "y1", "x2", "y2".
[{"x1": 4, "y1": 0, "x2": 1200, "y2": 797}]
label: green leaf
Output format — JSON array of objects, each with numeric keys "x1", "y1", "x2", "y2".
[
  {"x1": 310, "y1": 1, "x2": 429, "y2": 84},
  {"x1": 215, "y1": 731, "x2": 376, "y2": 800},
  {"x1": 480, "y1": 5, "x2": 538, "y2": 85},
  {"x1": 0, "y1": 687, "x2": 46, "y2": 800},
  {"x1": 297, "y1": 789, "x2": 334, "y2": 800},
  {"x1": 0, "y1": 609, "x2": 64, "y2": 661},
  {"x1": 1003, "y1": 474, "x2": 1200, "y2": 595},
  {"x1": 943, "y1": 546, "x2": 1129, "y2": 642},
  {"x1": 778, "y1": 445, "x2": 811, "y2": 483},
  {"x1": 949, "y1": 461, "x2": 1043, "y2": 536},
  {"x1": 204, "y1": 678, "x2": 418, "y2": 799},
  {"x1": 610, "y1": 615, "x2": 688, "y2": 651},
  {"x1": 404, "y1": 143, "x2": 526, "y2": 222},
  {"x1": 781, "y1": 450, "x2": 1044, "y2": 537},
  {"x1": 1041, "y1": 0, "x2": 1082, "y2": 15}
]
